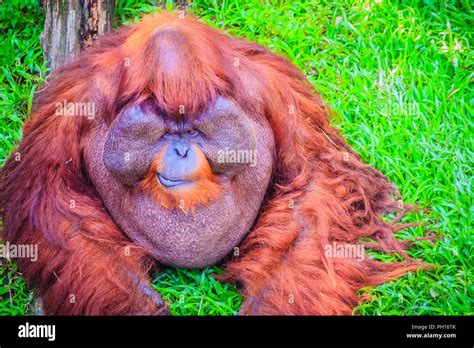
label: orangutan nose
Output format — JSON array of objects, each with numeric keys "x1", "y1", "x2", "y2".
[
  {"x1": 174, "y1": 141, "x2": 189, "y2": 158},
  {"x1": 157, "y1": 140, "x2": 198, "y2": 189}
]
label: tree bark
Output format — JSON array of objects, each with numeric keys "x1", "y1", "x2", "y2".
[{"x1": 40, "y1": 0, "x2": 116, "y2": 71}]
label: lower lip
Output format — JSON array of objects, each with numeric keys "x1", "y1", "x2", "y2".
[{"x1": 157, "y1": 174, "x2": 191, "y2": 188}]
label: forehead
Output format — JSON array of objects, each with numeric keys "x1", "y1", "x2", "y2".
[{"x1": 119, "y1": 16, "x2": 256, "y2": 122}]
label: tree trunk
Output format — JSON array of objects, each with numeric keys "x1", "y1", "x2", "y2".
[{"x1": 40, "y1": 0, "x2": 116, "y2": 71}]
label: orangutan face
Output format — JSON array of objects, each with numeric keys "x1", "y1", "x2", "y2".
[{"x1": 85, "y1": 93, "x2": 274, "y2": 268}]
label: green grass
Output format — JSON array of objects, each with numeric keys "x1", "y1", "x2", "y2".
[{"x1": 1, "y1": 0, "x2": 472, "y2": 315}]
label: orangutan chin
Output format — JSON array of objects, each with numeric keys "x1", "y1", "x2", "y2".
[{"x1": 0, "y1": 12, "x2": 430, "y2": 315}]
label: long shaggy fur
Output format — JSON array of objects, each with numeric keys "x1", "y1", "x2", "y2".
[{"x1": 0, "y1": 12, "x2": 430, "y2": 315}]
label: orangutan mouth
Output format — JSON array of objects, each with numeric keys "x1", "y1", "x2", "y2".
[{"x1": 157, "y1": 173, "x2": 192, "y2": 188}]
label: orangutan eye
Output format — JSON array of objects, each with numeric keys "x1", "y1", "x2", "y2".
[{"x1": 163, "y1": 129, "x2": 199, "y2": 137}]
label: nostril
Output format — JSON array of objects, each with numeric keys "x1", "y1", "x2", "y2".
[{"x1": 174, "y1": 142, "x2": 189, "y2": 158}]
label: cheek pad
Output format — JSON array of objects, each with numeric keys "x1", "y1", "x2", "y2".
[
  {"x1": 103, "y1": 105, "x2": 165, "y2": 185},
  {"x1": 196, "y1": 105, "x2": 257, "y2": 176}
]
